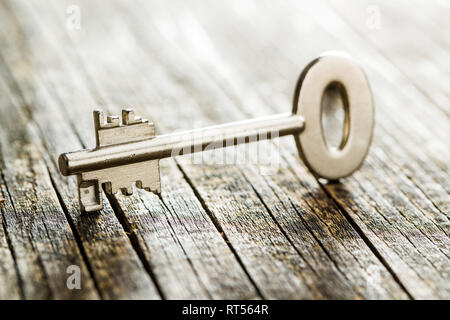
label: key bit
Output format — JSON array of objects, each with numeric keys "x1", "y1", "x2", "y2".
[
  {"x1": 122, "y1": 109, "x2": 144, "y2": 125},
  {"x1": 67, "y1": 109, "x2": 160, "y2": 212},
  {"x1": 59, "y1": 53, "x2": 374, "y2": 212}
]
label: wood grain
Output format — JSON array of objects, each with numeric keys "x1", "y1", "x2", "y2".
[
  {"x1": 0, "y1": 168, "x2": 22, "y2": 299},
  {"x1": 54, "y1": 0, "x2": 409, "y2": 299},
  {"x1": 0, "y1": 66, "x2": 98, "y2": 299},
  {"x1": 0, "y1": 0, "x2": 160, "y2": 299},
  {"x1": 184, "y1": 0, "x2": 449, "y2": 298},
  {"x1": 122, "y1": 0, "x2": 448, "y2": 298},
  {"x1": 11, "y1": 0, "x2": 260, "y2": 300},
  {"x1": 0, "y1": 0, "x2": 447, "y2": 299}
]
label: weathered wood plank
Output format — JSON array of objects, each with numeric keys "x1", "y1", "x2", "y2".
[
  {"x1": 0, "y1": 0, "x2": 447, "y2": 300},
  {"x1": 244, "y1": 161, "x2": 409, "y2": 299},
  {"x1": 68, "y1": 0, "x2": 411, "y2": 298},
  {"x1": 0, "y1": 68, "x2": 98, "y2": 299},
  {"x1": 410, "y1": 0, "x2": 450, "y2": 47},
  {"x1": 0, "y1": 176, "x2": 22, "y2": 299},
  {"x1": 0, "y1": 0, "x2": 160, "y2": 299},
  {"x1": 42, "y1": 0, "x2": 351, "y2": 299},
  {"x1": 189, "y1": 0, "x2": 449, "y2": 223},
  {"x1": 58, "y1": 1, "x2": 322, "y2": 300},
  {"x1": 328, "y1": 0, "x2": 450, "y2": 116},
  {"x1": 179, "y1": 0, "x2": 449, "y2": 298},
  {"x1": 132, "y1": 0, "x2": 412, "y2": 297},
  {"x1": 22, "y1": 0, "x2": 261, "y2": 299}
]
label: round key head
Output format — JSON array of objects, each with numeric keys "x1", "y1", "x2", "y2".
[{"x1": 293, "y1": 52, "x2": 374, "y2": 180}]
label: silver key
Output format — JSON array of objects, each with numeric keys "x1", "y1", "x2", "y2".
[{"x1": 58, "y1": 53, "x2": 374, "y2": 212}]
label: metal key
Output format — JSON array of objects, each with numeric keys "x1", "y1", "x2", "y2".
[{"x1": 58, "y1": 53, "x2": 374, "y2": 212}]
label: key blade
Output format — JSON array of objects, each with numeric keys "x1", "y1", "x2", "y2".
[{"x1": 78, "y1": 160, "x2": 161, "y2": 211}]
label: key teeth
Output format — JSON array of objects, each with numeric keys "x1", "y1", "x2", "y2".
[
  {"x1": 120, "y1": 187, "x2": 133, "y2": 196},
  {"x1": 105, "y1": 182, "x2": 131, "y2": 196},
  {"x1": 122, "y1": 108, "x2": 144, "y2": 125},
  {"x1": 136, "y1": 180, "x2": 161, "y2": 194},
  {"x1": 94, "y1": 109, "x2": 120, "y2": 128},
  {"x1": 107, "y1": 115, "x2": 120, "y2": 126},
  {"x1": 105, "y1": 180, "x2": 159, "y2": 197}
]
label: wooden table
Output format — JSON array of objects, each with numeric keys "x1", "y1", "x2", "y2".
[{"x1": 0, "y1": 0, "x2": 448, "y2": 299}]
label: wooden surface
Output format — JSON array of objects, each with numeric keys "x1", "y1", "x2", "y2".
[{"x1": 0, "y1": 0, "x2": 448, "y2": 299}]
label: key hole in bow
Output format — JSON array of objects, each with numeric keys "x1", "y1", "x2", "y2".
[{"x1": 321, "y1": 82, "x2": 350, "y2": 151}]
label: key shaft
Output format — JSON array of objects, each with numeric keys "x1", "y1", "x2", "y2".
[{"x1": 59, "y1": 113, "x2": 304, "y2": 176}]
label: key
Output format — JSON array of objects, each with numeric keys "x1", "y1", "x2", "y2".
[{"x1": 58, "y1": 53, "x2": 374, "y2": 212}]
